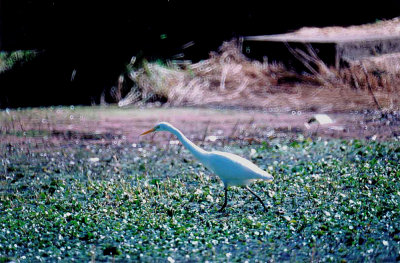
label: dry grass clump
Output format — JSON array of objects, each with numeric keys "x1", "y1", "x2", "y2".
[
  {"x1": 116, "y1": 61, "x2": 185, "y2": 107},
  {"x1": 166, "y1": 41, "x2": 287, "y2": 107},
  {"x1": 119, "y1": 40, "x2": 400, "y2": 112}
]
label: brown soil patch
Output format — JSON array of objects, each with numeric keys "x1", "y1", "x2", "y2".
[
  {"x1": 294, "y1": 18, "x2": 400, "y2": 40},
  {"x1": 1, "y1": 108, "x2": 399, "y2": 151}
]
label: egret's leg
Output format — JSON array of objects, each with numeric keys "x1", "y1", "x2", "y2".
[
  {"x1": 245, "y1": 186, "x2": 268, "y2": 212},
  {"x1": 218, "y1": 187, "x2": 228, "y2": 212}
]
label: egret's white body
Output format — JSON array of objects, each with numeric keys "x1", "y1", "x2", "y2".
[
  {"x1": 141, "y1": 122, "x2": 273, "y2": 211},
  {"x1": 205, "y1": 151, "x2": 273, "y2": 186}
]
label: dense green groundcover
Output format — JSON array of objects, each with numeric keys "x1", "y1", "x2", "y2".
[{"x1": 1, "y1": 138, "x2": 399, "y2": 262}]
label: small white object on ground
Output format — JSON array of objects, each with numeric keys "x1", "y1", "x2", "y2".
[{"x1": 314, "y1": 114, "x2": 334, "y2": 125}]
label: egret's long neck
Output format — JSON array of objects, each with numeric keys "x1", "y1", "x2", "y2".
[{"x1": 167, "y1": 126, "x2": 208, "y2": 161}]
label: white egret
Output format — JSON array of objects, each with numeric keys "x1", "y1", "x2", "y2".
[{"x1": 140, "y1": 122, "x2": 273, "y2": 212}]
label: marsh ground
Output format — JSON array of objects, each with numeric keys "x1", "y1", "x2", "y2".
[{"x1": 0, "y1": 106, "x2": 399, "y2": 262}]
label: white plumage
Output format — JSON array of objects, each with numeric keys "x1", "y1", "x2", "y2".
[
  {"x1": 205, "y1": 151, "x2": 273, "y2": 186},
  {"x1": 141, "y1": 122, "x2": 273, "y2": 211}
]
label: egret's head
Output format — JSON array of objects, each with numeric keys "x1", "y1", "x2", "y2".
[{"x1": 140, "y1": 122, "x2": 173, "y2": 135}]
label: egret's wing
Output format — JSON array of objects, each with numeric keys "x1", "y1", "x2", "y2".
[{"x1": 207, "y1": 151, "x2": 273, "y2": 183}]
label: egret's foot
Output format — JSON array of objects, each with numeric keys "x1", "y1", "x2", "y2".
[
  {"x1": 259, "y1": 203, "x2": 268, "y2": 212},
  {"x1": 218, "y1": 203, "x2": 227, "y2": 212}
]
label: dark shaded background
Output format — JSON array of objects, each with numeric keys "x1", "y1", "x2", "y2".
[{"x1": 0, "y1": 0, "x2": 399, "y2": 108}]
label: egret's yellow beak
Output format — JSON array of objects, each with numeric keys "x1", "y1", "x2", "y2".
[{"x1": 140, "y1": 128, "x2": 155, "y2": 136}]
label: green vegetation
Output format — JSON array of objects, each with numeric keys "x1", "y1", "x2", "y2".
[
  {"x1": 1, "y1": 134, "x2": 399, "y2": 261},
  {"x1": 0, "y1": 50, "x2": 37, "y2": 73}
]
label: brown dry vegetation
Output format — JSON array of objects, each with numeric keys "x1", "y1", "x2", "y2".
[
  {"x1": 116, "y1": 19, "x2": 400, "y2": 112},
  {"x1": 118, "y1": 41, "x2": 399, "y2": 112}
]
